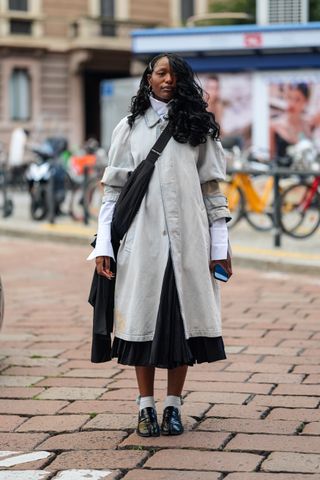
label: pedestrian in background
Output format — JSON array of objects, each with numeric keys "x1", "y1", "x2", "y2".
[{"x1": 88, "y1": 53, "x2": 232, "y2": 437}]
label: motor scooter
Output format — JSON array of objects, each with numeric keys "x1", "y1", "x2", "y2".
[{"x1": 26, "y1": 139, "x2": 67, "y2": 221}]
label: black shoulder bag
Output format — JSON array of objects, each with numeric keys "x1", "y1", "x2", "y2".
[{"x1": 89, "y1": 123, "x2": 172, "y2": 362}]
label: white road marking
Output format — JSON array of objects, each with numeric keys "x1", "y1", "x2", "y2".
[
  {"x1": 0, "y1": 451, "x2": 51, "y2": 467},
  {"x1": 0, "y1": 472, "x2": 50, "y2": 480},
  {"x1": 0, "y1": 452, "x2": 20, "y2": 459},
  {"x1": 53, "y1": 470, "x2": 113, "y2": 479}
]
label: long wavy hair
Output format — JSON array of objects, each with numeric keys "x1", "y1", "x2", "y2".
[{"x1": 128, "y1": 53, "x2": 220, "y2": 146}]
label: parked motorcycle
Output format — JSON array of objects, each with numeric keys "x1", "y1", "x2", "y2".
[{"x1": 26, "y1": 137, "x2": 68, "y2": 221}]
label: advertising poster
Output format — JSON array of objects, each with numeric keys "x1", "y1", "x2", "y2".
[
  {"x1": 199, "y1": 73, "x2": 253, "y2": 151},
  {"x1": 268, "y1": 77, "x2": 320, "y2": 158}
]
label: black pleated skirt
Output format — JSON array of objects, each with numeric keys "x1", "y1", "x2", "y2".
[{"x1": 111, "y1": 254, "x2": 226, "y2": 369}]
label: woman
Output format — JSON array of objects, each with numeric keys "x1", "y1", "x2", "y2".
[{"x1": 88, "y1": 53, "x2": 231, "y2": 437}]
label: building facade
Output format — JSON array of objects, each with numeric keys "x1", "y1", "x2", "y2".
[{"x1": 0, "y1": 0, "x2": 210, "y2": 148}]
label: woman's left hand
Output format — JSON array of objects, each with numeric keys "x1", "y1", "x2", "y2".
[{"x1": 209, "y1": 252, "x2": 232, "y2": 278}]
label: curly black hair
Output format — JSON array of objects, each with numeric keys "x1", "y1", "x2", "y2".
[{"x1": 128, "y1": 53, "x2": 220, "y2": 147}]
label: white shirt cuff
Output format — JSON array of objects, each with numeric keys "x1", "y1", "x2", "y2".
[
  {"x1": 210, "y1": 218, "x2": 228, "y2": 260},
  {"x1": 87, "y1": 201, "x2": 116, "y2": 261}
]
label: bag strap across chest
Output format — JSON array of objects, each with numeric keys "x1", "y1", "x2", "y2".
[{"x1": 145, "y1": 123, "x2": 172, "y2": 165}]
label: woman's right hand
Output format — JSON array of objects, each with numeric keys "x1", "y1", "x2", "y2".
[{"x1": 96, "y1": 256, "x2": 114, "y2": 280}]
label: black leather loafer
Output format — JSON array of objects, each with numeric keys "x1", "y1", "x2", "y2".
[
  {"x1": 137, "y1": 407, "x2": 160, "y2": 437},
  {"x1": 161, "y1": 406, "x2": 184, "y2": 435}
]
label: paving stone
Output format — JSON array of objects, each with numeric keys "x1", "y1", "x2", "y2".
[
  {"x1": 0, "y1": 400, "x2": 69, "y2": 415},
  {"x1": 206, "y1": 405, "x2": 268, "y2": 419},
  {"x1": 249, "y1": 373, "x2": 305, "y2": 384},
  {"x1": 16, "y1": 415, "x2": 90, "y2": 432},
  {"x1": 249, "y1": 395, "x2": 319, "y2": 408},
  {"x1": 37, "y1": 387, "x2": 106, "y2": 400},
  {"x1": 225, "y1": 474, "x2": 320, "y2": 479},
  {"x1": 100, "y1": 389, "x2": 163, "y2": 402},
  {"x1": 0, "y1": 415, "x2": 26, "y2": 432},
  {"x1": 226, "y1": 433, "x2": 320, "y2": 453},
  {"x1": 182, "y1": 381, "x2": 272, "y2": 394},
  {"x1": 37, "y1": 430, "x2": 126, "y2": 450},
  {"x1": 225, "y1": 362, "x2": 290, "y2": 373},
  {"x1": 0, "y1": 376, "x2": 44, "y2": 387},
  {"x1": 122, "y1": 470, "x2": 221, "y2": 480},
  {"x1": 197, "y1": 418, "x2": 300, "y2": 434},
  {"x1": 184, "y1": 371, "x2": 251, "y2": 382},
  {"x1": 185, "y1": 392, "x2": 251, "y2": 404},
  {"x1": 0, "y1": 433, "x2": 48, "y2": 450},
  {"x1": 272, "y1": 384, "x2": 320, "y2": 396},
  {"x1": 120, "y1": 431, "x2": 229, "y2": 449},
  {"x1": 48, "y1": 450, "x2": 148, "y2": 470},
  {"x1": 180, "y1": 402, "x2": 211, "y2": 418},
  {"x1": 35, "y1": 377, "x2": 111, "y2": 388},
  {"x1": 0, "y1": 388, "x2": 44, "y2": 399},
  {"x1": 303, "y1": 374, "x2": 320, "y2": 383},
  {"x1": 52, "y1": 470, "x2": 118, "y2": 480},
  {"x1": 302, "y1": 422, "x2": 320, "y2": 435},
  {"x1": 3, "y1": 366, "x2": 69, "y2": 377},
  {"x1": 243, "y1": 346, "x2": 302, "y2": 356},
  {"x1": 144, "y1": 449, "x2": 263, "y2": 471},
  {"x1": 267, "y1": 408, "x2": 320, "y2": 422},
  {"x1": 59, "y1": 400, "x2": 136, "y2": 415},
  {"x1": 261, "y1": 451, "x2": 320, "y2": 473},
  {"x1": 62, "y1": 369, "x2": 120, "y2": 378},
  {"x1": 261, "y1": 355, "x2": 320, "y2": 366},
  {"x1": 2, "y1": 356, "x2": 67, "y2": 367}
]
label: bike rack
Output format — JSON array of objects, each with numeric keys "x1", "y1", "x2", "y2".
[{"x1": 227, "y1": 166, "x2": 319, "y2": 248}]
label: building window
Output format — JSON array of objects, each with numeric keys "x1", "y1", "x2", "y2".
[
  {"x1": 268, "y1": 0, "x2": 307, "y2": 23},
  {"x1": 9, "y1": 0, "x2": 28, "y2": 11},
  {"x1": 181, "y1": 0, "x2": 194, "y2": 23},
  {"x1": 9, "y1": 68, "x2": 31, "y2": 121},
  {"x1": 100, "y1": 0, "x2": 115, "y2": 36},
  {"x1": 10, "y1": 19, "x2": 32, "y2": 34}
]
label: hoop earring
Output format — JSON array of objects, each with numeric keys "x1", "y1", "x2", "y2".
[{"x1": 148, "y1": 84, "x2": 152, "y2": 94}]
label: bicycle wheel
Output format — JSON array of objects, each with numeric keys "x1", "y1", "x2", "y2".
[
  {"x1": 85, "y1": 178, "x2": 104, "y2": 221},
  {"x1": 220, "y1": 180, "x2": 245, "y2": 228},
  {"x1": 245, "y1": 210, "x2": 273, "y2": 231},
  {"x1": 244, "y1": 175, "x2": 274, "y2": 231},
  {"x1": 62, "y1": 173, "x2": 84, "y2": 221},
  {"x1": 280, "y1": 183, "x2": 320, "y2": 239}
]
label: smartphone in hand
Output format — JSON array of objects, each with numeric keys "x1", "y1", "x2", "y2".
[{"x1": 213, "y1": 263, "x2": 230, "y2": 282}]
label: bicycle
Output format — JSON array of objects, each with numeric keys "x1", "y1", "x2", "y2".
[
  {"x1": 280, "y1": 175, "x2": 320, "y2": 238},
  {"x1": 221, "y1": 163, "x2": 275, "y2": 231},
  {"x1": 63, "y1": 157, "x2": 104, "y2": 223}
]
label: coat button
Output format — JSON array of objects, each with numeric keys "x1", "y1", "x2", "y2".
[{"x1": 162, "y1": 230, "x2": 167, "y2": 236}]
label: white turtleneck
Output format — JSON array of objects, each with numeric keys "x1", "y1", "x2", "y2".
[
  {"x1": 149, "y1": 95, "x2": 170, "y2": 120},
  {"x1": 88, "y1": 98, "x2": 228, "y2": 262}
]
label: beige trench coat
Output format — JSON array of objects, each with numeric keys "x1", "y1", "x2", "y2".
[{"x1": 101, "y1": 107, "x2": 230, "y2": 342}]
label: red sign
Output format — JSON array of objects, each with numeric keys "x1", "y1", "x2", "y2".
[{"x1": 243, "y1": 32, "x2": 263, "y2": 48}]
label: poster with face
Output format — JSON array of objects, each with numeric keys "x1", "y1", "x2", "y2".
[
  {"x1": 268, "y1": 80, "x2": 320, "y2": 158},
  {"x1": 199, "y1": 73, "x2": 253, "y2": 150}
]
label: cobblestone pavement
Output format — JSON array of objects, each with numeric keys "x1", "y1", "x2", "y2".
[{"x1": 1, "y1": 235, "x2": 320, "y2": 479}]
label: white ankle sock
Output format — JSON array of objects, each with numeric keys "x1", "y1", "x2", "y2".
[
  {"x1": 164, "y1": 395, "x2": 182, "y2": 412},
  {"x1": 138, "y1": 396, "x2": 156, "y2": 412}
]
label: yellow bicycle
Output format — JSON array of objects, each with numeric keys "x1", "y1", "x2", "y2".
[{"x1": 221, "y1": 171, "x2": 275, "y2": 231}]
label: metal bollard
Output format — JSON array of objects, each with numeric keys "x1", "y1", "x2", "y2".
[
  {"x1": 47, "y1": 172, "x2": 55, "y2": 224},
  {"x1": 272, "y1": 170, "x2": 282, "y2": 247},
  {"x1": 83, "y1": 166, "x2": 89, "y2": 225}
]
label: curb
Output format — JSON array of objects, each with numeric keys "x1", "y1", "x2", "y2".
[{"x1": 1, "y1": 226, "x2": 320, "y2": 276}]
